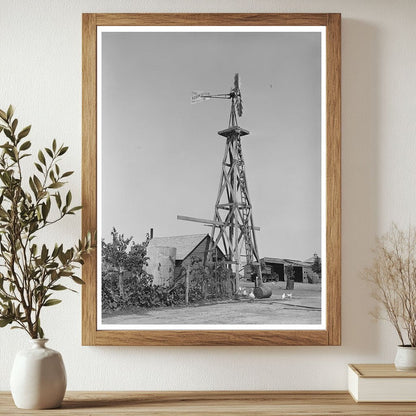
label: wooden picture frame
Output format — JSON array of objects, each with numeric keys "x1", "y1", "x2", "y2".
[{"x1": 82, "y1": 13, "x2": 341, "y2": 346}]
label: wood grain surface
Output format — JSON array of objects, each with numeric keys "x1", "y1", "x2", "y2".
[
  {"x1": 326, "y1": 13, "x2": 342, "y2": 346},
  {"x1": 1, "y1": 391, "x2": 416, "y2": 415},
  {"x1": 82, "y1": 13, "x2": 341, "y2": 346},
  {"x1": 95, "y1": 13, "x2": 330, "y2": 26},
  {"x1": 81, "y1": 13, "x2": 98, "y2": 346},
  {"x1": 350, "y1": 364, "x2": 416, "y2": 378}
]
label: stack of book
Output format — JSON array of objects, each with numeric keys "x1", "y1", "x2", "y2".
[{"x1": 348, "y1": 364, "x2": 416, "y2": 402}]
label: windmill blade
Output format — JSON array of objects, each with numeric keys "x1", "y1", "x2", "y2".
[
  {"x1": 236, "y1": 96, "x2": 243, "y2": 117},
  {"x1": 234, "y1": 74, "x2": 243, "y2": 116},
  {"x1": 234, "y1": 73, "x2": 240, "y2": 91}
]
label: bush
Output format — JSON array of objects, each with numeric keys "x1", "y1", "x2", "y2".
[
  {"x1": 101, "y1": 255, "x2": 234, "y2": 313},
  {"x1": 102, "y1": 270, "x2": 162, "y2": 312}
]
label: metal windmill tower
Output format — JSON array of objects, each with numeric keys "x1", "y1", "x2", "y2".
[{"x1": 179, "y1": 74, "x2": 266, "y2": 294}]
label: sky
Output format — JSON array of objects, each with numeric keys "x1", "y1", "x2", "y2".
[{"x1": 100, "y1": 29, "x2": 322, "y2": 261}]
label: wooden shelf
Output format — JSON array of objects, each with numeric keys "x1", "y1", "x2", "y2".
[{"x1": 2, "y1": 391, "x2": 416, "y2": 415}]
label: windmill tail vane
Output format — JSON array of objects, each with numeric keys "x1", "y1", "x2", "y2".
[
  {"x1": 191, "y1": 91, "x2": 211, "y2": 104},
  {"x1": 191, "y1": 91, "x2": 231, "y2": 104}
]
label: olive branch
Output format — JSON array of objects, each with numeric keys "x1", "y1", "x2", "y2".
[{"x1": 0, "y1": 105, "x2": 94, "y2": 338}]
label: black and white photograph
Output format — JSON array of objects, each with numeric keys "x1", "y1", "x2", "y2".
[{"x1": 98, "y1": 27, "x2": 326, "y2": 329}]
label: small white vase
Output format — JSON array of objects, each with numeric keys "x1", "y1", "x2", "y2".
[
  {"x1": 10, "y1": 339, "x2": 67, "y2": 409},
  {"x1": 394, "y1": 345, "x2": 416, "y2": 371}
]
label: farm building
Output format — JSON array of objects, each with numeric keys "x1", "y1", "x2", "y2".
[
  {"x1": 244, "y1": 255, "x2": 320, "y2": 283},
  {"x1": 145, "y1": 234, "x2": 226, "y2": 286}
]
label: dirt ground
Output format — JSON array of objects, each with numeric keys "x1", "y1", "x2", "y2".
[{"x1": 102, "y1": 281, "x2": 322, "y2": 326}]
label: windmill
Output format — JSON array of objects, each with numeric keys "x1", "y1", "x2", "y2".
[{"x1": 179, "y1": 74, "x2": 271, "y2": 298}]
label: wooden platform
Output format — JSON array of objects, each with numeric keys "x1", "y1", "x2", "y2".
[{"x1": 2, "y1": 391, "x2": 416, "y2": 415}]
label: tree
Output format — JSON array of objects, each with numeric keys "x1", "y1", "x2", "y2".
[
  {"x1": 101, "y1": 228, "x2": 149, "y2": 300},
  {"x1": 124, "y1": 238, "x2": 149, "y2": 275},
  {"x1": 312, "y1": 255, "x2": 321, "y2": 275}
]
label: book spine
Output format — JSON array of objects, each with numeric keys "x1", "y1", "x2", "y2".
[{"x1": 347, "y1": 366, "x2": 359, "y2": 402}]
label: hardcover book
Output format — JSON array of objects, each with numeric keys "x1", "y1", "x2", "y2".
[{"x1": 348, "y1": 364, "x2": 416, "y2": 402}]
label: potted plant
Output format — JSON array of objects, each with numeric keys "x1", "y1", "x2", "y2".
[
  {"x1": 363, "y1": 223, "x2": 416, "y2": 370},
  {"x1": 0, "y1": 105, "x2": 94, "y2": 408}
]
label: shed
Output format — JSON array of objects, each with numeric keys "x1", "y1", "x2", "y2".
[
  {"x1": 245, "y1": 256, "x2": 318, "y2": 283},
  {"x1": 147, "y1": 234, "x2": 225, "y2": 279}
]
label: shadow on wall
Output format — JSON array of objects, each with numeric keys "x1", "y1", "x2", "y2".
[{"x1": 341, "y1": 19, "x2": 381, "y2": 355}]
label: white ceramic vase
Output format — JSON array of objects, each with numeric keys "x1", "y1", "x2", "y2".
[
  {"x1": 10, "y1": 339, "x2": 67, "y2": 409},
  {"x1": 394, "y1": 345, "x2": 416, "y2": 371}
]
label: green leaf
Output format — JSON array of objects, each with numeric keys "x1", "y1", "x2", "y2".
[
  {"x1": 51, "y1": 244, "x2": 59, "y2": 258},
  {"x1": 58, "y1": 250, "x2": 67, "y2": 264},
  {"x1": 0, "y1": 142, "x2": 12, "y2": 148},
  {"x1": 71, "y1": 276, "x2": 85, "y2": 285},
  {"x1": 65, "y1": 191, "x2": 72, "y2": 207},
  {"x1": 58, "y1": 146, "x2": 68, "y2": 156},
  {"x1": 52, "y1": 139, "x2": 57, "y2": 152},
  {"x1": 34, "y1": 163, "x2": 43, "y2": 173},
  {"x1": 55, "y1": 192, "x2": 62, "y2": 208},
  {"x1": 43, "y1": 299, "x2": 62, "y2": 307},
  {"x1": 4, "y1": 129, "x2": 12, "y2": 140},
  {"x1": 6, "y1": 105, "x2": 14, "y2": 121},
  {"x1": 33, "y1": 175, "x2": 43, "y2": 192},
  {"x1": 19, "y1": 140, "x2": 31, "y2": 151},
  {"x1": 0, "y1": 109, "x2": 7, "y2": 121},
  {"x1": 18, "y1": 125, "x2": 31, "y2": 140},
  {"x1": 11, "y1": 118, "x2": 18, "y2": 133},
  {"x1": 41, "y1": 244, "x2": 48, "y2": 262},
  {"x1": 38, "y1": 150, "x2": 46, "y2": 165},
  {"x1": 31, "y1": 244, "x2": 38, "y2": 256},
  {"x1": 45, "y1": 148, "x2": 53, "y2": 158},
  {"x1": 61, "y1": 171, "x2": 74, "y2": 178},
  {"x1": 48, "y1": 182, "x2": 64, "y2": 189},
  {"x1": 0, "y1": 317, "x2": 13, "y2": 327},
  {"x1": 29, "y1": 177, "x2": 37, "y2": 196},
  {"x1": 49, "y1": 271, "x2": 57, "y2": 281},
  {"x1": 38, "y1": 325, "x2": 44, "y2": 339},
  {"x1": 50, "y1": 284, "x2": 68, "y2": 291},
  {"x1": 69, "y1": 206, "x2": 82, "y2": 213},
  {"x1": 41, "y1": 202, "x2": 50, "y2": 221}
]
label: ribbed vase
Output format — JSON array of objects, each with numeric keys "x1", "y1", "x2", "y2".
[
  {"x1": 394, "y1": 345, "x2": 416, "y2": 371},
  {"x1": 10, "y1": 339, "x2": 66, "y2": 409}
]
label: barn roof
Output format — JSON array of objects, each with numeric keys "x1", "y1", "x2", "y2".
[
  {"x1": 262, "y1": 257, "x2": 312, "y2": 268},
  {"x1": 148, "y1": 234, "x2": 208, "y2": 261},
  {"x1": 304, "y1": 254, "x2": 319, "y2": 263},
  {"x1": 262, "y1": 257, "x2": 284, "y2": 264}
]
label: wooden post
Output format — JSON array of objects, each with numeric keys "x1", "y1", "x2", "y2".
[
  {"x1": 118, "y1": 269, "x2": 125, "y2": 301},
  {"x1": 185, "y1": 265, "x2": 190, "y2": 305}
]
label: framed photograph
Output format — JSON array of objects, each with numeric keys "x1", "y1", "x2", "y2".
[{"x1": 82, "y1": 13, "x2": 341, "y2": 346}]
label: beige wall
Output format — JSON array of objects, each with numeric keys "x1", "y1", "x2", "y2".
[{"x1": 1, "y1": 0, "x2": 415, "y2": 390}]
